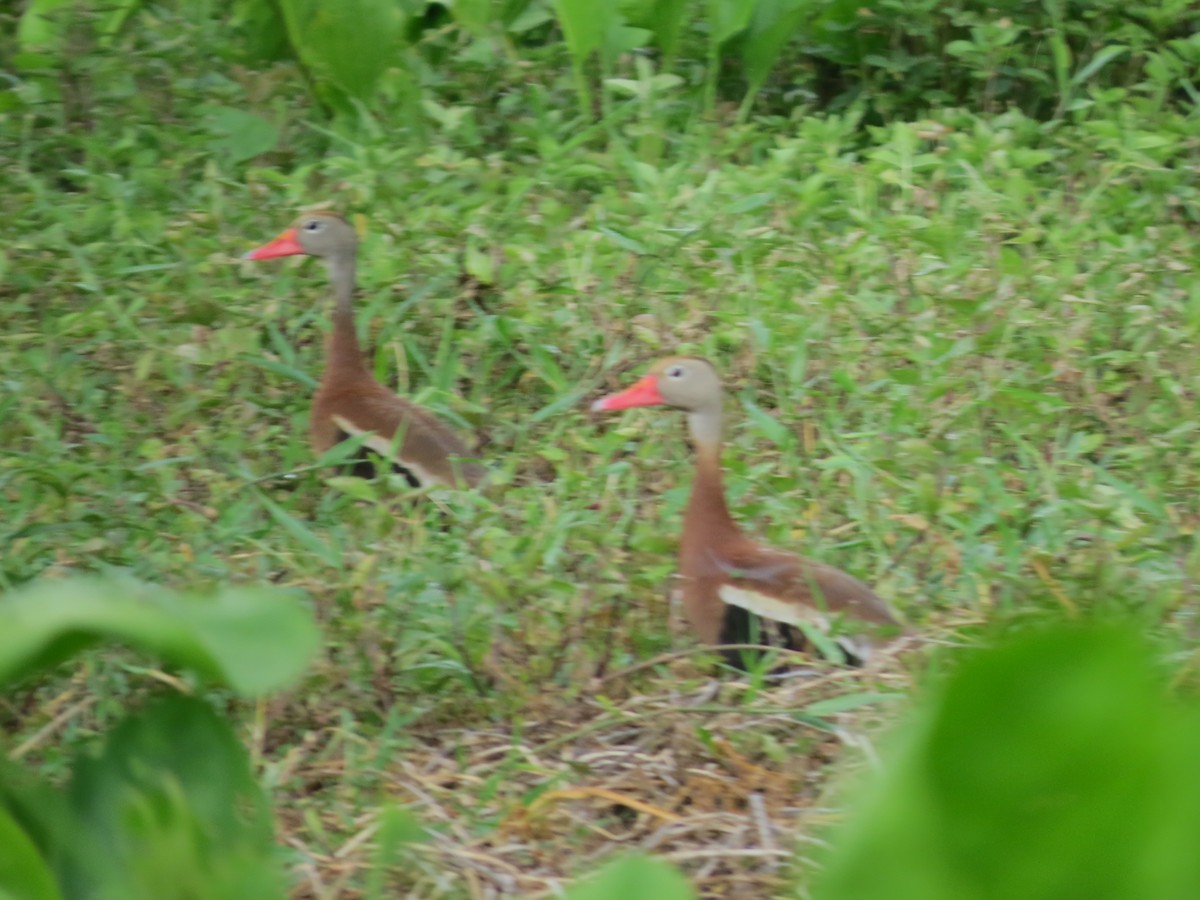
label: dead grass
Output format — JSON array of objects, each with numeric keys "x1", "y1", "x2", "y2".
[{"x1": 276, "y1": 641, "x2": 917, "y2": 898}]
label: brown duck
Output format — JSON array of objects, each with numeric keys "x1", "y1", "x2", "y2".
[
  {"x1": 593, "y1": 357, "x2": 901, "y2": 665},
  {"x1": 245, "y1": 212, "x2": 484, "y2": 488}
]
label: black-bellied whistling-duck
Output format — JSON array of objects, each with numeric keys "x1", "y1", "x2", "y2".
[
  {"x1": 244, "y1": 212, "x2": 485, "y2": 488},
  {"x1": 593, "y1": 357, "x2": 901, "y2": 666}
]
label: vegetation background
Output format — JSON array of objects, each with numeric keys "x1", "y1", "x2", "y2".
[{"x1": 3, "y1": 0, "x2": 1200, "y2": 896}]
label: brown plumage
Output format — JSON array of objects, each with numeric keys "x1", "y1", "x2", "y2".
[
  {"x1": 245, "y1": 211, "x2": 484, "y2": 488},
  {"x1": 593, "y1": 357, "x2": 901, "y2": 666}
]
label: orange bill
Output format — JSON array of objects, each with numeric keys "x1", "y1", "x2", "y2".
[
  {"x1": 592, "y1": 374, "x2": 665, "y2": 412},
  {"x1": 243, "y1": 228, "x2": 303, "y2": 260}
]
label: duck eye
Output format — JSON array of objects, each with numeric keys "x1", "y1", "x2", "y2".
[
  {"x1": 667, "y1": 365, "x2": 685, "y2": 379},
  {"x1": 304, "y1": 220, "x2": 321, "y2": 232}
]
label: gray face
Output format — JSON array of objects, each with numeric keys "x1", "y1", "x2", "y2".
[
  {"x1": 294, "y1": 213, "x2": 358, "y2": 258},
  {"x1": 653, "y1": 356, "x2": 723, "y2": 412}
]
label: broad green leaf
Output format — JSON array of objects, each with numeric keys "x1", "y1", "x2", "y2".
[
  {"x1": 276, "y1": 0, "x2": 404, "y2": 102},
  {"x1": 206, "y1": 107, "x2": 279, "y2": 163},
  {"x1": 707, "y1": 0, "x2": 758, "y2": 47},
  {"x1": 554, "y1": 0, "x2": 618, "y2": 68},
  {"x1": 0, "y1": 577, "x2": 319, "y2": 696},
  {"x1": 0, "y1": 806, "x2": 60, "y2": 900},
  {"x1": 0, "y1": 760, "x2": 75, "y2": 880},
  {"x1": 742, "y1": 0, "x2": 813, "y2": 94},
  {"x1": 816, "y1": 626, "x2": 1200, "y2": 900},
  {"x1": 563, "y1": 854, "x2": 695, "y2": 900},
  {"x1": 66, "y1": 695, "x2": 286, "y2": 900},
  {"x1": 625, "y1": 0, "x2": 690, "y2": 62}
]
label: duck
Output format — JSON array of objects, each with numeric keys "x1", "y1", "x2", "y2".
[
  {"x1": 592, "y1": 356, "x2": 901, "y2": 666},
  {"x1": 244, "y1": 212, "x2": 485, "y2": 488}
]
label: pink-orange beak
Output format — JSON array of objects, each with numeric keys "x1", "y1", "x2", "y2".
[
  {"x1": 243, "y1": 228, "x2": 304, "y2": 260},
  {"x1": 592, "y1": 374, "x2": 665, "y2": 412}
]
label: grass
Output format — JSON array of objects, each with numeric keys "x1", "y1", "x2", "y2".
[{"x1": 4, "y1": 6, "x2": 1200, "y2": 896}]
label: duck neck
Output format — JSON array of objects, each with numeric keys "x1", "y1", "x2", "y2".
[
  {"x1": 326, "y1": 251, "x2": 367, "y2": 380},
  {"x1": 685, "y1": 406, "x2": 739, "y2": 542}
]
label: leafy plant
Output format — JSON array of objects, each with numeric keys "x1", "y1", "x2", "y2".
[
  {"x1": 625, "y1": 0, "x2": 689, "y2": 68},
  {"x1": 553, "y1": 0, "x2": 649, "y2": 116},
  {"x1": 702, "y1": 0, "x2": 757, "y2": 110},
  {"x1": 562, "y1": 854, "x2": 695, "y2": 899},
  {"x1": 272, "y1": 0, "x2": 407, "y2": 111},
  {"x1": 815, "y1": 625, "x2": 1200, "y2": 899},
  {"x1": 16, "y1": 0, "x2": 145, "y2": 53},
  {"x1": 6, "y1": 0, "x2": 1200, "y2": 890},
  {"x1": 0, "y1": 577, "x2": 319, "y2": 695},
  {"x1": 0, "y1": 577, "x2": 321, "y2": 900},
  {"x1": 17, "y1": 0, "x2": 1200, "y2": 126},
  {"x1": 204, "y1": 106, "x2": 281, "y2": 164},
  {"x1": 737, "y1": 0, "x2": 814, "y2": 120}
]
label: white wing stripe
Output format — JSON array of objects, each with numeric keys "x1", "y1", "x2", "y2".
[
  {"x1": 717, "y1": 583, "x2": 831, "y2": 631},
  {"x1": 331, "y1": 414, "x2": 434, "y2": 486},
  {"x1": 718, "y1": 584, "x2": 876, "y2": 662}
]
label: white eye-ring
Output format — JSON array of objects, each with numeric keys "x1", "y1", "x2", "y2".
[{"x1": 666, "y1": 365, "x2": 685, "y2": 379}]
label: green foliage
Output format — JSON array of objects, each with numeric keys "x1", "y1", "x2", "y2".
[
  {"x1": 18, "y1": 0, "x2": 1198, "y2": 123},
  {"x1": 554, "y1": 0, "x2": 649, "y2": 114},
  {"x1": 562, "y1": 854, "x2": 695, "y2": 900},
  {"x1": 738, "y1": 0, "x2": 814, "y2": 117},
  {"x1": 0, "y1": 577, "x2": 320, "y2": 696},
  {"x1": 274, "y1": 0, "x2": 406, "y2": 108},
  {"x1": 627, "y1": 0, "x2": 689, "y2": 65},
  {"x1": 4, "y1": 1, "x2": 1200, "y2": 893},
  {"x1": 0, "y1": 807, "x2": 60, "y2": 900},
  {"x1": 205, "y1": 107, "x2": 280, "y2": 164},
  {"x1": 16, "y1": 0, "x2": 144, "y2": 52},
  {"x1": 1, "y1": 697, "x2": 286, "y2": 900},
  {"x1": 363, "y1": 806, "x2": 428, "y2": 899},
  {"x1": 815, "y1": 626, "x2": 1200, "y2": 900},
  {"x1": 66, "y1": 696, "x2": 284, "y2": 899},
  {"x1": 0, "y1": 579, "x2": 319, "y2": 900}
]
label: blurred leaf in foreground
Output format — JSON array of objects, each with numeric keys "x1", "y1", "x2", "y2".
[
  {"x1": 816, "y1": 625, "x2": 1200, "y2": 900},
  {"x1": 0, "y1": 802, "x2": 62, "y2": 900},
  {"x1": 0, "y1": 577, "x2": 320, "y2": 696},
  {"x1": 562, "y1": 853, "x2": 695, "y2": 900},
  {"x1": 65, "y1": 695, "x2": 283, "y2": 900}
]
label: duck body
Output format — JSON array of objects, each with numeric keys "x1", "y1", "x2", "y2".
[
  {"x1": 594, "y1": 357, "x2": 900, "y2": 666},
  {"x1": 245, "y1": 212, "x2": 484, "y2": 488},
  {"x1": 312, "y1": 376, "x2": 483, "y2": 487},
  {"x1": 680, "y1": 449, "x2": 899, "y2": 664}
]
